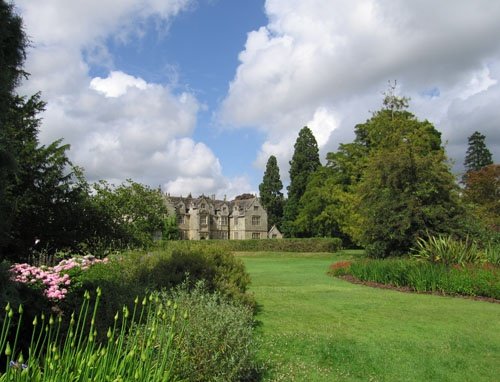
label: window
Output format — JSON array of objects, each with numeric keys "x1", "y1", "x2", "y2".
[
  {"x1": 177, "y1": 214, "x2": 183, "y2": 224},
  {"x1": 234, "y1": 217, "x2": 238, "y2": 226},
  {"x1": 201, "y1": 215, "x2": 208, "y2": 225},
  {"x1": 221, "y1": 216, "x2": 228, "y2": 225},
  {"x1": 252, "y1": 216, "x2": 260, "y2": 225},
  {"x1": 254, "y1": 205, "x2": 259, "y2": 211},
  {"x1": 252, "y1": 232, "x2": 260, "y2": 239}
]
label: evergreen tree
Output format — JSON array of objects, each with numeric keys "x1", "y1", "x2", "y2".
[
  {"x1": 0, "y1": 1, "x2": 28, "y2": 248},
  {"x1": 282, "y1": 126, "x2": 320, "y2": 237},
  {"x1": 464, "y1": 131, "x2": 493, "y2": 173},
  {"x1": 259, "y1": 155, "x2": 284, "y2": 230},
  {"x1": 355, "y1": 94, "x2": 463, "y2": 257}
]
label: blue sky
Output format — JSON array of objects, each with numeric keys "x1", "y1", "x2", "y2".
[
  {"x1": 102, "y1": 0, "x2": 268, "y2": 182},
  {"x1": 15, "y1": 0, "x2": 500, "y2": 198}
]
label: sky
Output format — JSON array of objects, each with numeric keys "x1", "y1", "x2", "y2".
[{"x1": 14, "y1": 0, "x2": 500, "y2": 199}]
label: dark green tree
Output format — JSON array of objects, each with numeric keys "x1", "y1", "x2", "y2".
[
  {"x1": 355, "y1": 94, "x2": 463, "y2": 257},
  {"x1": 0, "y1": 2, "x2": 102, "y2": 261},
  {"x1": 1, "y1": 94, "x2": 94, "y2": 261},
  {"x1": 464, "y1": 131, "x2": 493, "y2": 174},
  {"x1": 0, "y1": 0, "x2": 28, "y2": 247},
  {"x1": 259, "y1": 155, "x2": 284, "y2": 230},
  {"x1": 282, "y1": 126, "x2": 320, "y2": 237}
]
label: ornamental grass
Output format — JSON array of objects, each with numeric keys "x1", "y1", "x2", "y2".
[{"x1": 0, "y1": 288, "x2": 186, "y2": 381}]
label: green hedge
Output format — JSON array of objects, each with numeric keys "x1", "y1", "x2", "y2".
[{"x1": 160, "y1": 237, "x2": 342, "y2": 253}]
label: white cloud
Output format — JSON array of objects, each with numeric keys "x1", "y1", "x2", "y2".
[
  {"x1": 90, "y1": 71, "x2": 150, "y2": 97},
  {"x1": 221, "y1": 0, "x2": 500, "y2": 175},
  {"x1": 13, "y1": 0, "x2": 253, "y2": 198}
]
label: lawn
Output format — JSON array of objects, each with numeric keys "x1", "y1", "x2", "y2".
[{"x1": 238, "y1": 251, "x2": 500, "y2": 382}]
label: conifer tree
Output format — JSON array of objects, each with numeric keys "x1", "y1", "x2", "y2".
[
  {"x1": 1, "y1": 0, "x2": 28, "y2": 248},
  {"x1": 282, "y1": 126, "x2": 320, "y2": 237},
  {"x1": 259, "y1": 155, "x2": 284, "y2": 230},
  {"x1": 464, "y1": 131, "x2": 493, "y2": 173}
]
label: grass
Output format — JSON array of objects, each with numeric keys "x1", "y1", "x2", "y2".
[{"x1": 238, "y1": 251, "x2": 500, "y2": 381}]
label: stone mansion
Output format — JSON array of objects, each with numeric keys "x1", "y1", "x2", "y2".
[{"x1": 165, "y1": 194, "x2": 279, "y2": 240}]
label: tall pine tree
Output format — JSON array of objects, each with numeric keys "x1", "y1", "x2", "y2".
[
  {"x1": 282, "y1": 126, "x2": 320, "y2": 237},
  {"x1": 259, "y1": 155, "x2": 284, "y2": 230},
  {"x1": 464, "y1": 131, "x2": 493, "y2": 173}
]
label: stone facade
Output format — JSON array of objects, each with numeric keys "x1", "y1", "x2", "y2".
[{"x1": 165, "y1": 194, "x2": 268, "y2": 240}]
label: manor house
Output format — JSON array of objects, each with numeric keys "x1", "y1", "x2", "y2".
[{"x1": 165, "y1": 194, "x2": 270, "y2": 240}]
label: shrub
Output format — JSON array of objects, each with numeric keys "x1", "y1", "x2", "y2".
[
  {"x1": 160, "y1": 237, "x2": 342, "y2": 253},
  {"x1": 484, "y1": 242, "x2": 500, "y2": 266},
  {"x1": 163, "y1": 283, "x2": 257, "y2": 382},
  {"x1": 61, "y1": 248, "x2": 254, "y2": 336},
  {"x1": 413, "y1": 235, "x2": 485, "y2": 266}
]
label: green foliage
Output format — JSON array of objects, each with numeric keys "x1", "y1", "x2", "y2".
[
  {"x1": 162, "y1": 216, "x2": 179, "y2": 240},
  {"x1": 464, "y1": 131, "x2": 493, "y2": 174},
  {"x1": 282, "y1": 126, "x2": 320, "y2": 237},
  {"x1": 333, "y1": 258, "x2": 499, "y2": 299},
  {"x1": 91, "y1": 180, "x2": 168, "y2": 248},
  {"x1": 2, "y1": 95, "x2": 93, "y2": 262},
  {"x1": 165, "y1": 283, "x2": 257, "y2": 382},
  {"x1": 294, "y1": 166, "x2": 352, "y2": 242},
  {"x1": 354, "y1": 95, "x2": 462, "y2": 257},
  {"x1": 259, "y1": 155, "x2": 284, "y2": 230},
  {"x1": 0, "y1": 3, "x2": 97, "y2": 262},
  {"x1": 298, "y1": 86, "x2": 462, "y2": 254},
  {"x1": 0, "y1": 288, "x2": 184, "y2": 381},
  {"x1": 412, "y1": 235, "x2": 486, "y2": 266},
  {"x1": 161, "y1": 237, "x2": 342, "y2": 253},
  {"x1": 61, "y1": 248, "x2": 254, "y2": 335},
  {"x1": 412, "y1": 234, "x2": 500, "y2": 268},
  {"x1": 0, "y1": 2, "x2": 28, "y2": 243},
  {"x1": 463, "y1": 164, "x2": 500, "y2": 231}
]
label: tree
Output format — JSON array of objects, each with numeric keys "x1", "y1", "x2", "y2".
[
  {"x1": 259, "y1": 155, "x2": 284, "y2": 230},
  {"x1": 294, "y1": 143, "x2": 367, "y2": 243},
  {"x1": 0, "y1": 0, "x2": 28, "y2": 248},
  {"x1": 354, "y1": 95, "x2": 463, "y2": 257},
  {"x1": 294, "y1": 167, "x2": 342, "y2": 237},
  {"x1": 282, "y1": 126, "x2": 320, "y2": 237},
  {"x1": 1, "y1": 94, "x2": 94, "y2": 261},
  {"x1": 463, "y1": 164, "x2": 499, "y2": 230},
  {"x1": 92, "y1": 180, "x2": 168, "y2": 247},
  {"x1": 464, "y1": 131, "x2": 493, "y2": 174}
]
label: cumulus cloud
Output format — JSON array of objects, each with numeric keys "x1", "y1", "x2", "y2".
[
  {"x1": 13, "y1": 0, "x2": 250, "y2": 197},
  {"x1": 221, "y1": 0, "x2": 500, "y2": 178}
]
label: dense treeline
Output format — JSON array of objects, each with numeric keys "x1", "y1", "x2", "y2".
[{"x1": 260, "y1": 84, "x2": 498, "y2": 257}]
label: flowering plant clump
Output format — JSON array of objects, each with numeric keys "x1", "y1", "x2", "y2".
[{"x1": 10, "y1": 255, "x2": 108, "y2": 301}]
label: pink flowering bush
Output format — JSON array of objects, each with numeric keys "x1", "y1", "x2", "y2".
[{"x1": 10, "y1": 255, "x2": 108, "y2": 301}]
